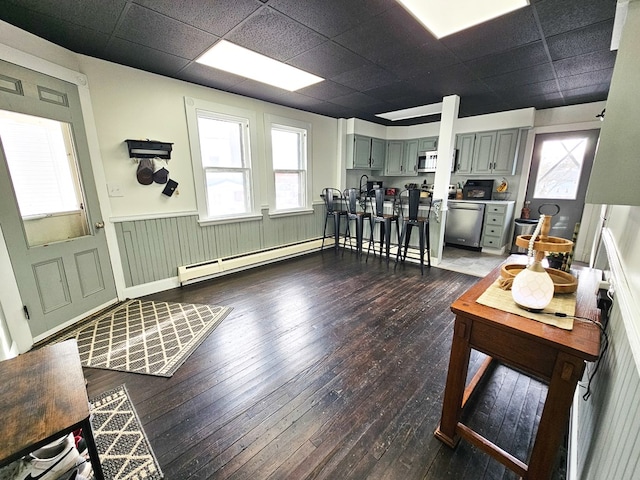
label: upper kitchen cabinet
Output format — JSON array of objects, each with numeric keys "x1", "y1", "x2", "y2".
[
  {"x1": 370, "y1": 137, "x2": 386, "y2": 169},
  {"x1": 385, "y1": 139, "x2": 419, "y2": 176},
  {"x1": 418, "y1": 136, "x2": 438, "y2": 151},
  {"x1": 346, "y1": 134, "x2": 386, "y2": 170},
  {"x1": 455, "y1": 133, "x2": 475, "y2": 174},
  {"x1": 455, "y1": 128, "x2": 520, "y2": 175}
]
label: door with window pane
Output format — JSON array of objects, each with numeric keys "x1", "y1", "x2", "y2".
[
  {"x1": 0, "y1": 60, "x2": 116, "y2": 339},
  {"x1": 525, "y1": 130, "x2": 599, "y2": 240}
]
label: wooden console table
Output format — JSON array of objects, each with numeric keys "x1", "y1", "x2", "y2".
[
  {"x1": 434, "y1": 257, "x2": 601, "y2": 479},
  {"x1": 0, "y1": 340, "x2": 105, "y2": 480}
]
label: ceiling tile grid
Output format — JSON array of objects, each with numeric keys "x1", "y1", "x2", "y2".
[{"x1": 1, "y1": 0, "x2": 619, "y2": 125}]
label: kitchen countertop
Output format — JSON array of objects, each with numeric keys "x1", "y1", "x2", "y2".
[{"x1": 447, "y1": 199, "x2": 515, "y2": 204}]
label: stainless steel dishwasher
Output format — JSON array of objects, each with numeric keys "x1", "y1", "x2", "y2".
[{"x1": 445, "y1": 201, "x2": 486, "y2": 249}]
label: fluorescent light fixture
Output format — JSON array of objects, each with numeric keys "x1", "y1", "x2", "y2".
[
  {"x1": 376, "y1": 102, "x2": 443, "y2": 121},
  {"x1": 196, "y1": 40, "x2": 324, "y2": 91},
  {"x1": 397, "y1": 0, "x2": 529, "y2": 39}
]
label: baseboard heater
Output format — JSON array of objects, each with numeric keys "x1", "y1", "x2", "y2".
[{"x1": 177, "y1": 238, "x2": 327, "y2": 286}]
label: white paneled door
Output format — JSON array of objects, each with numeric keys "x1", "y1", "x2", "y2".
[{"x1": 0, "y1": 59, "x2": 116, "y2": 339}]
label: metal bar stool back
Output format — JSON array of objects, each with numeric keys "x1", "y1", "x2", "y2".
[
  {"x1": 366, "y1": 188, "x2": 400, "y2": 264},
  {"x1": 396, "y1": 188, "x2": 433, "y2": 274},
  {"x1": 343, "y1": 187, "x2": 371, "y2": 256},
  {"x1": 321, "y1": 187, "x2": 347, "y2": 252}
]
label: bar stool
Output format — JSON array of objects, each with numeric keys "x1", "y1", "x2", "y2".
[
  {"x1": 321, "y1": 187, "x2": 347, "y2": 252},
  {"x1": 396, "y1": 188, "x2": 432, "y2": 275},
  {"x1": 343, "y1": 187, "x2": 371, "y2": 256},
  {"x1": 366, "y1": 188, "x2": 400, "y2": 264}
]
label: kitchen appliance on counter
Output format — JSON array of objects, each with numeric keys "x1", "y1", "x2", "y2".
[
  {"x1": 445, "y1": 201, "x2": 486, "y2": 250},
  {"x1": 463, "y1": 179, "x2": 494, "y2": 200},
  {"x1": 426, "y1": 184, "x2": 457, "y2": 199},
  {"x1": 366, "y1": 180, "x2": 383, "y2": 195}
]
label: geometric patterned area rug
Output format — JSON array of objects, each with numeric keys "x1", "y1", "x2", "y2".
[
  {"x1": 89, "y1": 384, "x2": 163, "y2": 480},
  {"x1": 51, "y1": 299, "x2": 232, "y2": 377}
]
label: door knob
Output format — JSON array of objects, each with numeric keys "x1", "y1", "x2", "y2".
[{"x1": 95, "y1": 221, "x2": 105, "y2": 229}]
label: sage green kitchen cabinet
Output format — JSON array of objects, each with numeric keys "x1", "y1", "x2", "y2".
[
  {"x1": 472, "y1": 131, "x2": 498, "y2": 173},
  {"x1": 492, "y1": 129, "x2": 519, "y2": 174},
  {"x1": 455, "y1": 133, "x2": 475, "y2": 173},
  {"x1": 481, "y1": 201, "x2": 515, "y2": 253},
  {"x1": 386, "y1": 139, "x2": 419, "y2": 176},
  {"x1": 404, "y1": 139, "x2": 419, "y2": 174},
  {"x1": 370, "y1": 137, "x2": 386, "y2": 169},
  {"x1": 455, "y1": 129, "x2": 519, "y2": 175},
  {"x1": 418, "y1": 136, "x2": 438, "y2": 151},
  {"x1": 346, "y1": 134, "x2": 386, "y2": 169},
  {"x1": 385, "y1": 140, "x2": 404, "y2": 175}
]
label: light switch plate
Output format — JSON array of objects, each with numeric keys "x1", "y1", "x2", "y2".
[{"x1": 108, "y1": 183, "x2": 123, "y2": 197}]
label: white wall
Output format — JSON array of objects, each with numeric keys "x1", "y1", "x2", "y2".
[{"x1": 79, "y1": 56, "x2": 340, "y2": 220}]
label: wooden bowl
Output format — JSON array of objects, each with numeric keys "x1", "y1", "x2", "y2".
[
  {"x1": 500, "y1": 263, "x2": 578, "y2": 293},
  {"x1": 515, "y1": 235, "x2": 573, "y2": 253}
]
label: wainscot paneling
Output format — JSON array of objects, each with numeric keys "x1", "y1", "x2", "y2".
[
  {"x1": 573, "y1": 226, "x2": 640, "y2": 480},
  {"x1": 575, "y1": 301, "x2": 640, "y2": 480},
  {"x1": 114, "y1": 205, "x2": 324, "y2": 287}
]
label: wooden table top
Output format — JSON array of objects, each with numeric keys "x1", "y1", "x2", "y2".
[
  {"x1": 451, "y1": 255, "x2": 601, "y2": 362},
  {"x1": 0, "y1": 340, "x2": 89, "y2": 464}
]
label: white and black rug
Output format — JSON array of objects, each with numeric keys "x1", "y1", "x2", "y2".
[
  {"x1": 52, "y1": 299, "x2": 232, "y2": 377},
  {"x1": 90, "y1": 384, "x2": 162, "y2": 480}
]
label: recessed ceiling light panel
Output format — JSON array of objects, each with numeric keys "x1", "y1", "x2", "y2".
[
  {"x1": 376, "y1": 103, "x2": 443, "y2": 121},
  {"x1": 196, "y1": 40, "x2": 324, "y2": 91},
  {"x1": 397, "y1": 0, "x2": 529, "y2": 39}
]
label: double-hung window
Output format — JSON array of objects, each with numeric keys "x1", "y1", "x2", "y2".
[
  {"x1": 186, "y1": 97, "x2": 257, "y2": 223},
  {"x1": 266, "y1": 115, "x2": 311, "y2": 214}
]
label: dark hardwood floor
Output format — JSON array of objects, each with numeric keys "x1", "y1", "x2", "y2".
[{"x1": 84, "y1": 251, "x2": 566, "y2": 479}]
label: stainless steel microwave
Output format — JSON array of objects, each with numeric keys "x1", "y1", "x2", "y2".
[{"x1": 417, "y1": 151, "x2": 438, "y2": 172}]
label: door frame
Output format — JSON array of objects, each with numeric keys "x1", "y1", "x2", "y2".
[{"x1": 0, "y1": 43, "x2": 126, "y2": 352}]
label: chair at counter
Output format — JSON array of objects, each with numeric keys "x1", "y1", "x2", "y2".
[
  {"x1": 343, "y1": 187, "x2": 371, "y2": 257},
  {"x1": 366, "y1": 188, "x2": 400, "y2": 264},
  {"x1": 321, "y1": 187, "x2": 348, "y2": 252},
  {"x1": 396, "y1": 188, "x2": 433, "y2": 275}
]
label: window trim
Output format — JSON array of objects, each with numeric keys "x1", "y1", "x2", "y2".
[
  {"x1": 264, "y1": 114, "x2": 312, "y2": 215},
  {"x1": 185, "y1": 97, "x2": 260, "y2": 224}
]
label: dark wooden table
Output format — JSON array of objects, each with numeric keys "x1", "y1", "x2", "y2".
[
  {"x1": 0, "y1": 340, "x2": 105, "y2": 480},
  {"x1": 434, "y1": 257, "x2": 601, "y2": 479}
]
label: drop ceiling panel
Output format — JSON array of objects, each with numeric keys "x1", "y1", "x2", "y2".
[
  {"x1": 268, "y1": 0, "x2": 396, "y2": 38},
  {"x1": 535, "y1": 0, "x2": 616, "y2": 37},
  {"x1": 134, "y1": 0, "x2": 261, "y2": 37},
  {"x1": 0, "y1": 0, "x2": 618, "y2": 125},
  {"x1": 464, "y1": 42, "x2": 550, "y2": 79},
  {"x1": 226, "y1": 7, "x2": 325, "y2": 62},
  {"x1": 441, "y1": 8, "x2": 541, "y2": 61},
  {"x1": 546, "y1": 20, "x2": 617, "y2": 60},
  {"x1": 288, "y1": 41, "x2": 370, "y2": 78},
  {"x1": 554, "y1": 50, "x2": 617, "y2": 78},
  {"x1": 6, "y1": 0, "x2": 126, "y2": 34},
  {"x1": 115, "y1": 4, "x2": 218, "y2": 58},
  {"x1": 105, "y1": 38, "x2": 191, "y2": 76}
]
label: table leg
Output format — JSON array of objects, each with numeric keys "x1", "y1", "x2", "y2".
[
  {"x1": 81, "y1": 418, "x2": 105, "y2": 480},
  {"x1": 526, "y1": 352, "x2": 585, "y2": 479},
  {"x1": 435, "y1": 316, "x2": 473, "y2": 447}
]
